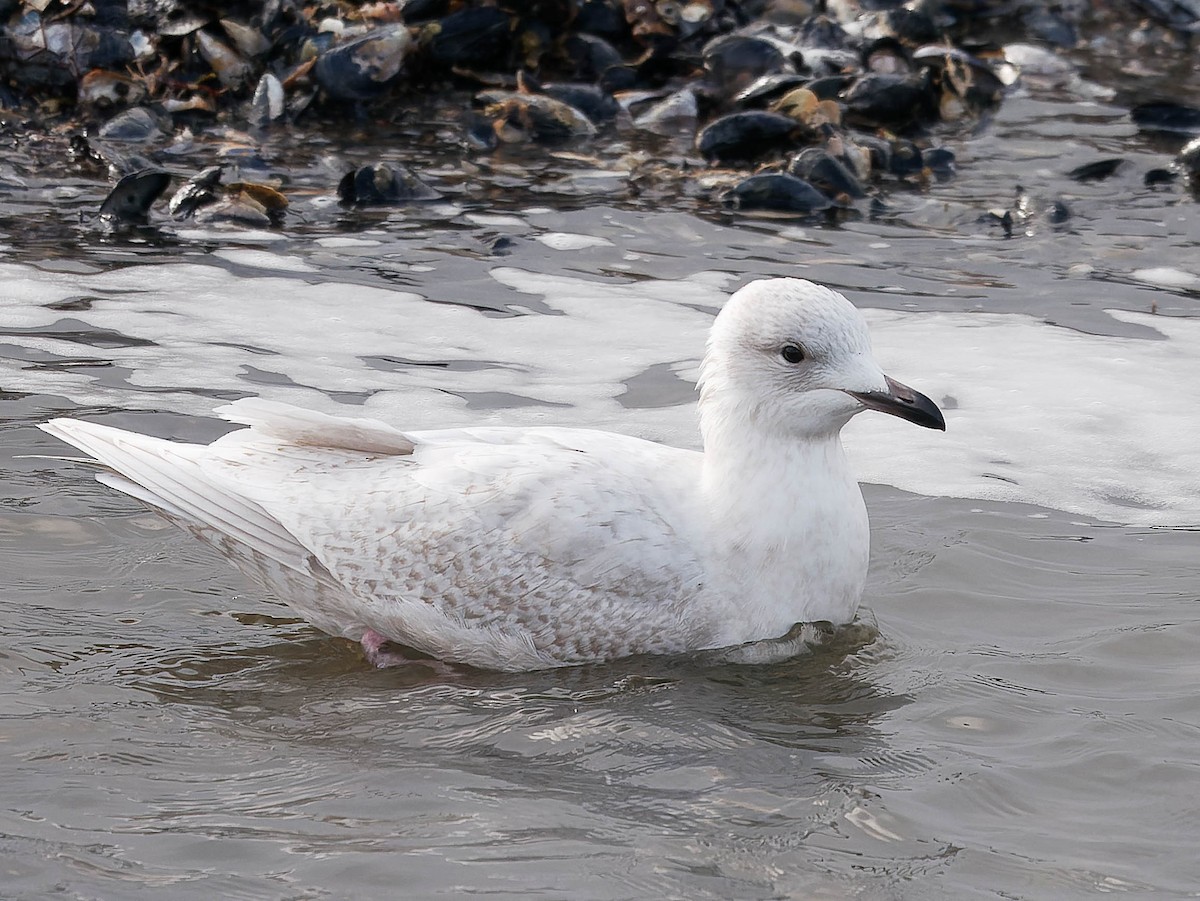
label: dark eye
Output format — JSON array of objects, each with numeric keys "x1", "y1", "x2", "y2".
[{"x1": 780, "y1": 343, "x2": 805, "y2": 364}]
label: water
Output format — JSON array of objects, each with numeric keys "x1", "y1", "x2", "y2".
[{"x1": 3, "y1": 51, "x2": 1200, "y2": 901}]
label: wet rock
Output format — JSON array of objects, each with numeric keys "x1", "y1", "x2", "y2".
[
  {"x1": 99, "y1": 169, "x2": 171, "y2": 222},
  {"x1": 725, "y1": 172, "x2": 831, "y2": 213}
]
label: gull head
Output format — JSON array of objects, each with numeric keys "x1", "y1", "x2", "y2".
[{"x1": 699, "y1": 278, "x2": 945, "y2": 439}]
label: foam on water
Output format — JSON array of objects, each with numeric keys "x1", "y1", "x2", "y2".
[{"x1": 3, "y1": 261, "x2": 1198, "y2": 526}]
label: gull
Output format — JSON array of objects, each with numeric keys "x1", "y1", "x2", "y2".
[{"x1": 42, "y1": 278, "x2": 944, "y2": 671}]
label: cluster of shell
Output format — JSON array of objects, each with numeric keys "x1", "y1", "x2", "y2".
[{"x1": 4, "y1": 0, "x2": 1199, "y2": 224}]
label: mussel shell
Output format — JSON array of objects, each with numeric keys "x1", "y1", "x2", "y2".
[
  {"x1": 423, "y1": 7, "x2": 514, "y2": 70},
  {"x1": 486, "y1": 94, "x2": 597, "y2": 143},
  {"x1": 888, "y1": 139, "x2": 924, "y2": 177},
  {"x1": 168, "y1": 165, "x2": 225, "y2": 218},
  {"x1": 789, "y1": 148, "x2": 865, "y2": 202},
  {"x1": 632, "y1": 87, "x2": 698, "y2": 134},
  {"x1": 806, "y1": 74, "x2": 854, "y2": 101},
  {"x1": 735, "y1": 73, "x2": 812, "y2": 109},
  {"x1": 725, "y1": 172, "x2": 832, "y2": 213},
  {"x1": 861, "y1": 36, "x2": 911, "y2": 75},
  {"x1": 99, "y1": 169, "x2": 171, "y2": 221},
  {"x1": 575, "y1": 0, "x2": 629, "y2": 40},
  {"x1": 842, "y1": 72, "x2": 938, "y2": 129},
  {"x1": 97, "y1": 106, "x2": 170, "y2": 142},
  {"x1": 562, "y1": 33, "x2": 625, "y2": 82},
  {"x1": 703, "y1": 35, "x2": 788, "y2": 95},
  {"x1": 922, "y1": 146, "x2": 956, "y2": 178},
  {"x1": 798, "y1": 15, "x2": 848, "y2": 49},
  {"x1": 196, "y1": 29, "x2": 252, "y2": 89},
  {"x1": 248, "y1": 73, "x2": 285, "y2": 127},
  {"x1": 521, "y1": 75, "x2": 619, "y2": 123},
  {"x1": 696, "y1": 111, "x2": 799, "y2": 164},
  {"x1": 337, "y1": 164, "x2": 441, "y2": 205},
  {"x1": 315, "y1": 24, "x2": 412, "y2": 101}
]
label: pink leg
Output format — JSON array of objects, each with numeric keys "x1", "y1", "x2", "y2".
[{"x1": 359, "y1": 628, "x2": 459, "y2": 675}]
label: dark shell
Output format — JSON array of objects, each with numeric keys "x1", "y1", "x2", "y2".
[
  {"x1": 842, "y1": 72, "x2": 937, "y2": 129},
  {"x1": 862, "y1": 37, "x2": 911, "y2": 75},
  {"x1": 922, "y1": 146, "x2": 956, "y2": 178},
  {"x1": 1045, "y1": 199, "x2": 1071, "y2": 224},
  {"x1": 99, "y1": 169, "x2": 171, "y2": 222},
  {"x1": 735, "y1": 73, "x2": 812, "y2": 109},
  {"x1": 575, "y1": 0, "x2": 630, "y2": 41},
  {"x1": 1144, "y1": 168, "x2": 1179, "y2": 187},
  {"x1": 696, "y1": 111, "x2": 799, "y2": 164},
  {"x1": 789, "y1": 148, "x2": 865, "y2": 202},
  {"x1": 725, "y1": 173, "x2": 832, "y2": 213},
  {"x1": 1067, "y1": 159, "x2": 1126, "y2": 182},
  {"x1": 880, "y1": 6, "x2": 940, "y2": 44},
  {"x1": 561, "y1": 34, "x2": 625, "y2": 82},
  {"x1": 914, "y1": 46, "x2": 1008, "y2": 111},
  {"x1": 337, "y1": 164, "x2": 441, "y2": 205},
  {"x1": 806, "y1": 74, "x2": 854, "y2": 101},
  {"x1": 1131, "y1": 102, "x2": 1200, "y2": 136},
  {"x1": 798, "y1": 15, "x2": 848, "y2": 50},
  {"x1": 621, "y1": 0, "x2": 677, "y2": 49},
  {"x1": 888, "y1": 139, "x2": 924, "y2": 177},
  {"x1": 703, "y1": 35, "x2": 789, "y2": 95},
  {"x1": 423, "y1": 7, "x2": 514, "y2": 70},
  {"x1": 315, "y1": 25, "x2": 412, "y2": 101}
]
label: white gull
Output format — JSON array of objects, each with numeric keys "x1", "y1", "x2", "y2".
[{"x1": 42, "y1": 278, "x2": 945, "y2": 671}]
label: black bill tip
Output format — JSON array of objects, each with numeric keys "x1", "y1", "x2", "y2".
[{"x1": 848, "y1": 375, "x2": 946, "y2": 431}]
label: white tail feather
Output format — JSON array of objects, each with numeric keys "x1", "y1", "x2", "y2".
[{"x1": 40, "y1": 418, "x2": 317, "y2": 575}]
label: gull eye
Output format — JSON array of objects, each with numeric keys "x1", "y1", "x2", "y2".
[{"x1": 780, "y1": 343, "x2": 805, "y2": 364}]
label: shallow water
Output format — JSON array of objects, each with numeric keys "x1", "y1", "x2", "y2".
[{"x1": 3, "y1": 48, "x2": 1200, "y2": 901}]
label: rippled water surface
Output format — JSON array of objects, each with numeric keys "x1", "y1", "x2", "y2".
[{"x1": 3, "y1": 43, "x2": 1200, "y2": 900}]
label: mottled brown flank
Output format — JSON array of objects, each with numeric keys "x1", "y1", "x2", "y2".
[{"x1": 302, "y1": 445, "x2": 714, "y2": 663}]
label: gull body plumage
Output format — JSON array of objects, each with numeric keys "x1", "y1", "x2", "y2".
[{"x1": 42, "y1": 278, "x2": 944, "y2": 671}]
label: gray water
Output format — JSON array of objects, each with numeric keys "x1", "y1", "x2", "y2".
[{"x1": 3, "y1": 59, "x2": 1200, "y2": 901}]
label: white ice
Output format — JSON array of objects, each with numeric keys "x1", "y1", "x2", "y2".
[{"x1": 4, "y1": 260, "x2": 1200, "y2": 526}]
